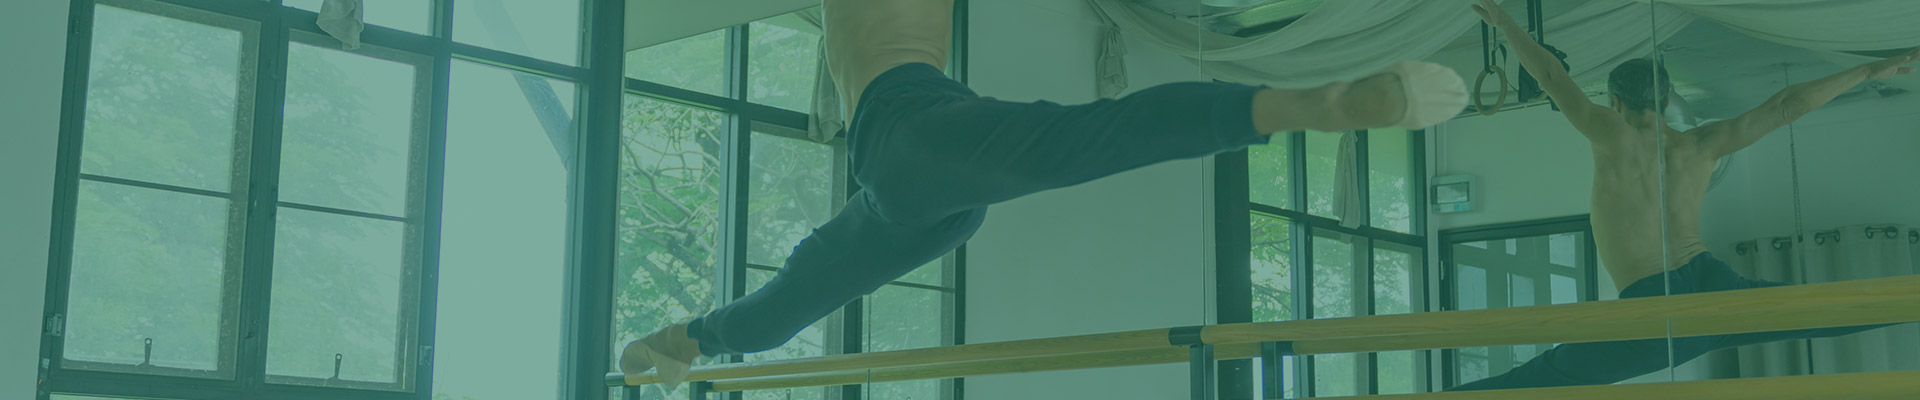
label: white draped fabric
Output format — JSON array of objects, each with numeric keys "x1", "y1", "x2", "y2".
[
  {"x1": 1723, "y1": 224, "x2": 1920, "y2": 378},
  {"x1": 624, "y1": 0, "x2": 815, "y2": 51},
  {"x1": 1087, "y1": 0, "x2": 1920, "y2": 89}
]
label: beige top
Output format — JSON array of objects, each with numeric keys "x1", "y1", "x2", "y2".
[{"x1": 822, "y1": 0, "x2": 955, "y2": 118}]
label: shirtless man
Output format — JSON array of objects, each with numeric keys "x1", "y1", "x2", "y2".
[
  {"x1": 1452, "y1": 0, "x2": 1916, "y2": 390},
  {"x1": 619, "y1": 0, "x2": 1470, "y2": 388}
]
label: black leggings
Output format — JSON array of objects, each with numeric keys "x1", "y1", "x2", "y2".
[
  {"x1": 689, "y1": 63, "x2": 1271, "y2": 355},
  {"x1": 1447, "y1": 252, "x2": 1895, "y2": 391}
]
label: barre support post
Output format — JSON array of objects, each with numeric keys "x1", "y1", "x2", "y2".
[
  {"x1": 1191, "y1": 344, "x2": 1216, "y2": 400},
  {"x1": 1261, "y1": 341, "x2": 1295, "y2": 400}
]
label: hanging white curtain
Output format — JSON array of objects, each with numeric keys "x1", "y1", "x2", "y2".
[
  {"x1": 1085, "y1": 0, "x2": 1694, "y2": 88},
  {"x1": 1723, "y1": 224, "x2": 1920, "y2": 378},
  {"x1": 1639, "y1": 0, "x2": 1920, "y2": 89},
  {"x1": 624, "y1": 0, "x2": 815, "y2": 51},
  {"x1": 1086, "y1": 0, "x2": 1920, "y2": 90},
  {"x1": 792, "y1": 9, "x2": 845, "y2": 143}
]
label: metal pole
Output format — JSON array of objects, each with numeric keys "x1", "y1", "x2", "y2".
[{"x1": 1191, "y1": 344, "x2": 1217, "y2": 400}]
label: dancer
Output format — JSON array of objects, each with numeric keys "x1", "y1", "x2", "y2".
[{"x1": 621, "y1": 0, "x2": 1470, "y2": 388}]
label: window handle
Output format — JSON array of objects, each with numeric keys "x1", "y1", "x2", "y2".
[
  {"x1": 330, "y1": 353, "x2": 344, "y2": 382},
  {"x1": 138, "y1": 338, "x2": 153, "y2": 368}
]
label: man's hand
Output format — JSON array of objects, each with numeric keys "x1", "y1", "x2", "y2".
[
  {"x1": 1471, "y1": 0, "x2": 1521, "y2": 31},
  {"x1": 1860, "y1": 47, "x2": 1920, "y2": 80}
]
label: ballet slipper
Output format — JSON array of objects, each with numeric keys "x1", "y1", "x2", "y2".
[{"x1": 1368, "y1": 60, "x2": 1470, "y2": 129}]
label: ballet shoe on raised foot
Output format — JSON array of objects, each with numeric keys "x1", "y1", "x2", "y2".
[
  {"x1": 1351, "y1": 60, "x2": 1470, "y2": 130},
  {"x1": 619, "y1": 323, "x2": 702, "y2": 390}
]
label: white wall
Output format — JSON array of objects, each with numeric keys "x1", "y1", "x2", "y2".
[
  {"x1": 1429, "y1": 106, "x2": 1597, "y2": 230},
  {"x1": 1, "y1": 1, "x2": 72, "y2": 399},
  {"x1": 963, "y1": 0, "x2": 1214, "y2": 398},
  {"x1": 1699, "y1": 93, "x2": 1920, "y2": 255}
]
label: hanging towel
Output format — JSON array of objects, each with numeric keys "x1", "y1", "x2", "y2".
[
  {"x1": 1334, "y1": 131, "x2": 1365, "y2": 229},
  {"x1": 1089, "y1": 0, "x2": 1129, "y2": 99},
  {"x1": 317, "y1": 0, "x2": 365, "y2": 50},
  {"x1": 796, "y1": 9, "x2": 844, "y2": 143}
]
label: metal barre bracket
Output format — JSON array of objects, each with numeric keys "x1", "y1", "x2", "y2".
[{"x1": 1169, "y1": 325, "x2": 1205, "y2": 347}]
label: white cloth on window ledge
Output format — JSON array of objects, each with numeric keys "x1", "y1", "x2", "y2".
[
  {"x1": 1332, "y1": 131, "x2": 1364, "y2": 229},
  {"x1": 796, "y1": 9, "x2": 844, "y2": 144},
  {"x1": 317, "y1": 0, "x2": 364, "y2": 50}
]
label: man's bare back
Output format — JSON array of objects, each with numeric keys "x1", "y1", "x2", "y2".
[
  {"x1": 1582, "y1": 117, "x2": 1722, "y2": 287},
  {"x1": 824, "y1": 0, "x2": 955, "y2": 116}
]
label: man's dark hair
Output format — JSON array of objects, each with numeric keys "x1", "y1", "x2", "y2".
[{"x1": 1607, "y1": 58, "x2": 1672, "y2": 112}]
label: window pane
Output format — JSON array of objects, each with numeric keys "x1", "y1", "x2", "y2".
[
  {"x1": 81, "y1": 5, "x2": 250, "y2": 193},
  {"x1": 748, "y1": 12, "x2": 822, "y2": 112},
  {"x1": 1251, "y1": 214, "x2": 1293, "y2": 322},
  {"x1": 1549, "y1": 232, "x2": 1579, "y2": 267},
  {"x1": 627, "y1": 29, "x2": 727, "y2": 97},
  {"x1": 614, "y1": 95, "x2": 726, "y2": 400},
  {"x1": 866, "y1": 380, "x2": 942, "y2": 400},
  {"x1": 280, "y1": 42, "x2": 419, "y2": 216},
  {"x1": 1313, "y1": 353, "x2": 1358, "y2": 397},
  {"x1": 1450, "y1": 232, "x2": 1594, "y2": 387},
  {"x1": 1377, "y1": 350, "x2": 1417, "y2": 394},
  {"x1": 1551, "y1": 274, "x2": 1579, "y2": 305},
  {"x1": 867, "y1": 286, "x2": 945, "y2": 352},
  {"x1": 266, "y1": 209, "x2": 409, "y2": 386},
  {"x1": 1305, "y1": 131, "x2": 1341, "y2": 218},
  {"x1": 1373, "y1": 246, "x2": 1415, "y2": 316},
  {"x1": 1311, "y1": 234, "x2": 1355, "y2": 319},
  {"x1": 743, "y1": 269, "x2": 832, "y2": 400},
  {"x1": 747, "y1": 134, "x2": 834, "y2": 267},
  {"x1": 64, "y1": 181, "x2": 235, "y2": 376},
  {"x1": 1253, "y1": 354, "x2": 1298, "y2": 399},
  {"x1": 897, "y1": 260, "x2": 944, "y2": 287},
  {"x1": 452, "y1": 0, "x2": 580, "y2": 65},
  {"x1": 1311, "y1": 232, "x2": 1358, "y2": 396},
  {"x1": 1248, "y1": 136, "x2": 1291, "y2": 209},
  {"x1": 434, "y1": 61, "x2": 574, "y2": 400},
  {"x1": 1367, "y1": 128, "x2": 1415, "y2": 233},
  {"x1": 286, "y1": 0, "x2": 430, "y2": 34}
]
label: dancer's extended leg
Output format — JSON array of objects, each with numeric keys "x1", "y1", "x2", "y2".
[{"x1": 1447, "y1": 253, "x2": 1898, "y2": 391}]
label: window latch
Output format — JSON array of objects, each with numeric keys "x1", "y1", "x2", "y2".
[
  {"x1": 419, "y1": 345, "x2": 434, "y2": 368},
  {"x1": 138, "y1": 338, "x2": 154, "y2": 368},
  {"x1": 330, "y1": 353, "x2": 344, "y2": 382},
  {"x1": 43, "y1": 314, "x2": 64, "y2": 338}
]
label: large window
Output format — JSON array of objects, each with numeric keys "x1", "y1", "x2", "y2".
[
  {"x1": 1438, "y1": 216, "x2": 1602, "y2": 389},
  {"x1": 1223, "y1": 128, "x2": 1429, "y2": 398},
  {"x1": 41, "y1": 2, "x2": 960, "y2": 400},
  {"x1": 611, "y1": 9, "x2": 962, "y2": 400}
]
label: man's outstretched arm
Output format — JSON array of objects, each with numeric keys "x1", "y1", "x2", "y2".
[
  {"x1": 1472, "y1": 0, "x2": 1620, "y2": 139},
  {"x1": 1694, "y1": 48, "x2": 1918, "y2": 157}
]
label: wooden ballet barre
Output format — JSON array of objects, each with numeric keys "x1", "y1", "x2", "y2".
[
  {"x1": 712, "y1": 344, "x2": 1260, "y2": 392},
  {"x1": 609, "y1": 274, "x2": 1920, "y2": 389},
  {"x1": 1323, "y1": 369, "x2": 1920, "y2": 400}
]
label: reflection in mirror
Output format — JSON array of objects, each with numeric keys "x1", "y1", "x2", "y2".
[
  {"x1": 1438, "y1": 0, "x2": 1685, "y2": 391},
  {"x1": 1442, "y1": 0, "x2": 1920, "y2": 394},
  {"x1": 1655, "y1": 0, "x2": 1920, "y2": 386}
]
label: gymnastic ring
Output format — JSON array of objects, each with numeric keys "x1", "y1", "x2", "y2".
[{"x1": 1473, "y1": 66, "x2": 1509, "y2": 116}]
